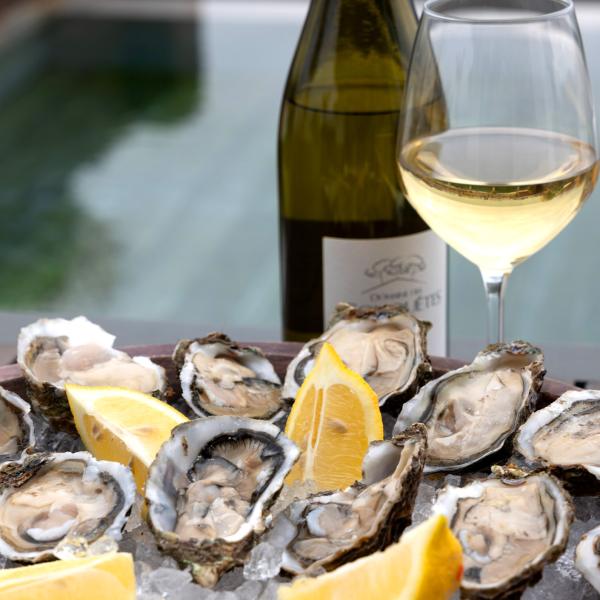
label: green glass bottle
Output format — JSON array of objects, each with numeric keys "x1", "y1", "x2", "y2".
[{"x1": 278, "y1": 0, "x2": 447, "y2": 351}]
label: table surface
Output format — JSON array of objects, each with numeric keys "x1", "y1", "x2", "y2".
[{"x1": 0, "y1": 0, "x2": 600, "y2": 383}]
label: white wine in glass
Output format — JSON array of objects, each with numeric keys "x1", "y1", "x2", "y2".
[
  {"x1": 399, "y1": 0, "x2": 598, "y2": 342},
  {"x1": 399, "y1": 127, "x2": 598, "y2": 276}
]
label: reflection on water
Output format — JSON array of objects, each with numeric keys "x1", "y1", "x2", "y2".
[{"x1": 0, "y1": 6, "x2": 200, "y2": 310}]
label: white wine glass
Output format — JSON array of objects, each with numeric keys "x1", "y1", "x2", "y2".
[{"x1": 398, "y1": 0, "x2": 598, "y2": 342}]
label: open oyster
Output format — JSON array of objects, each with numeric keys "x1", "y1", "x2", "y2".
[
  {"x1": 0, "y1": 387, "x2": 35, "y2": 462},
  {"x1": 282, "y1": 304, "x2": 432, "y2": 410},
  {"x1": 276, "y1": 424, "x2": 426, "y2": 575},
  {"x1": 145, "y1": 416, "x2": 299, "y2": 586},
  {"x1": 433, "y1": 469, "x2": 573, "y2": 598},
  {"x1": 173, "y1": 334, "x2": 283, "y2": 420},
  {"x1": 0, "y1": 451, "x2": 136, "y2": 562},
  {"x1": 515, "y1": 390, "x2": 600, "y2": 480},
  {"x1": 17, "y1": 316, "x2": 166, "y2": 431},
  {"x1": 394, "y1": 341, "x2": 544, "y2": 472},
  {"x1": 575, "y1": 523, "x2": 600, "y2": 593}
]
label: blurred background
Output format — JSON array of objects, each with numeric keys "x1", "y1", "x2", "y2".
[{"x1": 0, "y1": 0, "x2": 598, "y2": 383}]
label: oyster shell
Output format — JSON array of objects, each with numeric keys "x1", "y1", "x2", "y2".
[
  {"x1": 575, "y1": 523, "x2": 600, "y2": 593},
  {"x1": 433, "y1": 469, "x2": 573, "y2": 598},
  {"x1": 145, "y1": 416, "x2": 299, "y2": 586},
  {"x1": 0, "y1": 387, "x2": 35, "y2": 462},
  {"x1": 282, "y1": 303, "x2": 431, "y2": 409},
  {"x1": 0, "y1": 451, "x2": 136, "y2": 562},
  {"x1": 17, "y1": 316, "x2": 167, "y2": 431},
  {"x1": 515, "y1": 390, "x2": 600, "y2": 480},
  {"x1": 173, "y1": 334, "x2": 283, "y2": 420},
  {"x1": 276, "y1": 423, "x2": 426, "y2": 575},
  {"x1": 394, "y1": 341, "x2": 544, "y2": 472}
]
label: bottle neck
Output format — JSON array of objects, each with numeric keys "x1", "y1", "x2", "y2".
[
  {"x1": 286, "y1": 0, "x2": 417, "y2": 112},
  {"x1": 307, "y1": 0, "x2": 416, "y2": 60}
]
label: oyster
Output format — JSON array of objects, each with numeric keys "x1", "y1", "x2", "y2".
[
  {"x1": 0, "y1": 451, "x2": 136, "y2": 562},
  {"x1": 433, "y1": 469, "x2": 573, "y2": 598},
  {"x1": 173, "y1": 334, "x2": 283, "y2": 420},
  {"x1": 394, "y1": 341, "x2": 544, "y2": 472},
  {"x1": 145, "y1": 416, "x2": 299, "y2": 586},
  {"x1": 515, "y1": 390, "x2": 600, "y2": 480},
  {"x1": 17, "y1": 316, "x2": 167, "y2": 431},
  {"x1": 276, "y1": 424, "x2": 426, "y2": 575},
  {"x1": 282, "y1": 303, "x2": 431, "y2": 409},
  {"x1": 0, "y1": 387, "x2": 35, "y2": 462},
  {"x1": 575, "y1": 523, "x2": 600, "y2": 593}
]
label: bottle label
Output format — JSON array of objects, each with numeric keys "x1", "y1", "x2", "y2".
[{"x1": 322, "y1": 232, "x2": 447, "y2": 356}]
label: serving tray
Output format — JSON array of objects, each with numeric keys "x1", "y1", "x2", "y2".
[
  {"x1": 0, "y1": 341, "x2": 577, "y2": 405},
  {"x1": 0, "y1": 342, "x2": 588, "y2": 598}
]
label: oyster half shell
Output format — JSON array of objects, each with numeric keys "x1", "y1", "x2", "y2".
[
  {"x1": 277, "y1": 424, "x2": 427, "y2": 575},
  {"x1": 575, "y1": 523, "x2": 600, "y2": 593},
  {"x1": 145, "y1": 416, "x2": 299, "y2": 586},
  {"x1": 282, "y1": 303, "x2": 432, "y2": 410},
  {"x1": 17, "y1": 316, "x2": 167, "y2": 431},
  {"x1": 0, "y1": 387, "x2": 35, "y2": 462},
  {"x1": 173, "y1": 334, "x2": 283, "y2": 421},
  {"x1": 394, "y1": 341, "x2": 544, "y2": 472},
  {"x1": 515, "y1": 390, "x2": 600, "y2": 480},
  {"x1": 0, "y1": 452, "x2": 136, "y2": 563},
  {"x1": 433, "y1": 469, "x2": 573, "y2": 598}
]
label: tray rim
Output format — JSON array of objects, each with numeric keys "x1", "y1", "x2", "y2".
[{"x1": 0, "y1": 341, "x2": 577, "y2": 402}]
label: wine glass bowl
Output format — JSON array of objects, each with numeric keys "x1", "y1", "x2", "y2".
[{"x1": 398, "y1": 0, "x2": 598, "y2": 341}]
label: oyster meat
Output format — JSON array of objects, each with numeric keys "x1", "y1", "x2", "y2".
[
  {"x1": 0, "y1": 387, "x2": 35, "y2": 462},
  {"x1": 145, "y1": 416, "x2": 299, "y2": 586},
  {"x1": 17, "y1": 316, "x2": 166, "y2": 431},
  {"x1": 0, "y1": 451, "x2": 136, "y2": 562},
  {"x1": 515, "y1": 390, "x2": 600, "y2": 479},
  {"x1": 394, "y1": 341, "x2": 544, "y2": 472},
  {"x1": 433, "y1": 469, "x2": 573, "y2": 598},
  {"x1": 276, "y1": 424, "x2": 426, "y2": 575},
  {"x1": 575, "y1": 523, "x2": 600, "y2": 593},
  {"x1": 173, "y1": 334, "x2": 283, "y2": 420},
  {"x1": 283, "y1": 304, "x2": 432, "y2": 409}
]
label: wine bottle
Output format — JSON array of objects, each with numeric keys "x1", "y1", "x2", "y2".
[{"x1": 278, "y1": 0, "x2": 447, "y2": 352}]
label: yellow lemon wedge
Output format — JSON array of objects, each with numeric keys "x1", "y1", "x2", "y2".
[
  {"x1": 278, "y1": 514, "x2": 463, "y2": 600},
  {"x1": 66, "y1": 384, "x2": 188, "y2": 493},
  {"x1": 284, "y1": 342, "x2": 383, "y2": 492},
  {"x1": 0, "y1": 552, "x2": 135, "y2": 600}
]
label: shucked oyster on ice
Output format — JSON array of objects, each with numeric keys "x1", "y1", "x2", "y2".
[
  {"x1": 283, "y1": 304, "x2": 432, "y2": 410},
  {"x1": 145, "y1": 416, "x2": 299, "y2": 586},
  {"x1": 394, "y1": 341, "x2": 544, "y2": 472},
  {"x1": 0, "y1": 387, "x2": 35, "y2": 462},
  {"x1": 173, "y1": 334, "x2": 284, "y2": 420},
  {"x1": 275, "y1": 424, "x2": 427, "y2": 575},
  {"x1": 575, "y1": 523, "x2": 600, "y2": 593},
  {"x1": 0, "y1": 451, "x2": 136, "y2": 562},
  {"x1": 17, "y1": 316, "x2": 166, "y2": 431},
  {"x1": 433, "y1": 469, "x2": 573, "y2": 598},
  {"x1": 515, "y1": 390, "x2": 600, "y2": 480}
]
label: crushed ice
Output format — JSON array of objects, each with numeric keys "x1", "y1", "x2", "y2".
[{"x1": 5, "y1": 414, "x2": 600, "y2": 599}]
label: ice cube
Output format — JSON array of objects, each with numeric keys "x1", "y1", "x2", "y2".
[
  {"x1": 235, "y1": 580, "x2": 264, "y2": 599},
  {"x1": 147, "y1": 566, "x2": 192, "y2": 596},
  {"x1": 264, "y1": 514, "x2": 297, "y2": 549},
  {"x1": 243, "y1": 543, "x2": 283, "y2": 581},
  {"x1": 259, "y1": 580, "x2": 283, "y2": 600}
]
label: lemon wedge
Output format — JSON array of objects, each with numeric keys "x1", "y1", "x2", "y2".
[
  {"x1": 278, "y1": 514, "x2": 463, "y2": 600},
  {"x1": 66, "y1": 384, "x2": 188, "y2": 493},
  {"x1": 284, "y1": 342, "x2": 383, "y2": 492},
  {"x1": 0, "y1": 552, "x2": 135, "y2": 600}
]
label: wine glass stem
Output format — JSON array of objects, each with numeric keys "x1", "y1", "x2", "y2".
[{"x1": 481, "y1": 271, "x2": 508, "y2": 343}]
